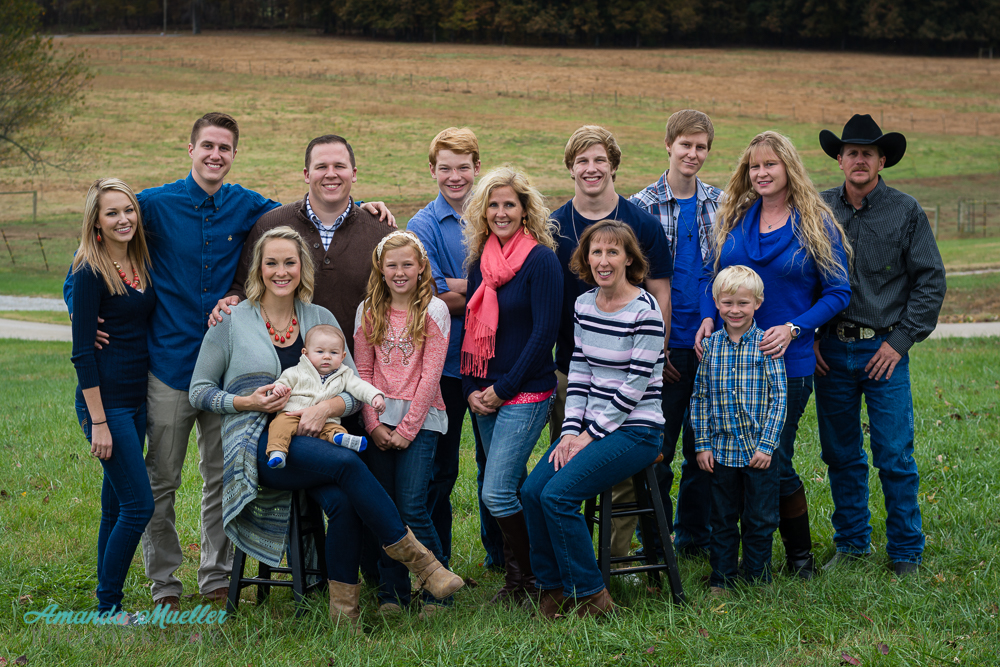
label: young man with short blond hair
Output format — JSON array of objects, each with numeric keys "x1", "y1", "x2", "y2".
[{"x1": 629, "y1": 109, "x2": 723, "y2": 558}]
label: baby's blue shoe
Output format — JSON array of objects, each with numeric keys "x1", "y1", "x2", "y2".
[{"x1": 267, "y1": 451, "x2": 286, "y2": 469}]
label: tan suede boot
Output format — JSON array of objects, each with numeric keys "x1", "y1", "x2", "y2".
[
  {"x1": 328, "y1": 581, "x2": 363, "y2": 635},
  {"x1": 383, "y1": 527, "x2": 465, "y2": 599}
]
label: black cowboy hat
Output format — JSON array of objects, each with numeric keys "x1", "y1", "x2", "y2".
[{"x1": 819, "y1": 114, "x2": 907, "y2": 169}]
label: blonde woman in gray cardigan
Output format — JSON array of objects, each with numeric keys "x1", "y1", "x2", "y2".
[{"x1": 189, "y1": 227, "x2": 462, "y2": 633}]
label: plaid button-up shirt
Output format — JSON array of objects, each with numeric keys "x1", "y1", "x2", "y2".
[
  {"x1": 691, "y1": 323, "x2": 787, "y2": 466},
  {"x1": 629, "y1": 172, "x2": 723, "y2": 262},
  {"x1": 305, "y1": 194, "x2": 352, "y2": 250}
]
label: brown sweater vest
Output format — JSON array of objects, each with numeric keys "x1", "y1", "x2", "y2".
[{"x1": 226, "y1": 198, "x2": 390, "y2": 356}]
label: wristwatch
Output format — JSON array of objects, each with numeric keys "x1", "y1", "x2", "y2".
[{"x1": 785, "y1": 322, "x2": 801, "y2": 340}]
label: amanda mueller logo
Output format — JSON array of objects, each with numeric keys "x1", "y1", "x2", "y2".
[{"x1": 24, "y1": 603, "x2": 227, "y2": 628}]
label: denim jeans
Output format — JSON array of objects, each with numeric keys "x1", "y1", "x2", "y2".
[
  {"x1": 815, "y1": 335, "x2": 923, "y2": 563},
  {"x1": 522, "y1": 425, "x2": 662, "y2": 597},
  {"x1": 708, "y1": 462, "x2": 779, "y2": 588},
  {"x1": 475, "y1": 396, "x2": 553, "y2": 518},
  {"x1": 473, "y1": 414, "x2": 506, "y2": 568},
  {"x1": 427, "y1": 376, "x2": 465, "y2": 569},
  {"x1": 256, "y1": 431, "x2": 408, "y2": 584},
  {"x1": 774, "y1": 375, "x2": 814, "y2": 498},
  {"x1": 76, "y1": 396, "x2": 154, "y2": 613},
  {"x1": 367, "y1": 429, "x2": 442, "y2": 605},
  {"x1": 649, "y1": 347, "x2": 712, "y2": 553}
]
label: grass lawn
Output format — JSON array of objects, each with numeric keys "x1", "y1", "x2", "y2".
[{"x1": 1, "y1": 338, "x2": 997, "y2": 665}]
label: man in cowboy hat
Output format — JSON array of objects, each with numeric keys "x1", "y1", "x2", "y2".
[{"x1": 814, "y1": 114, "x2": 946, "y2": 577}]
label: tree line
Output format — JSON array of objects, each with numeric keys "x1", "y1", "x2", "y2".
[{"x1": 33, "y1": 0, "x2": 1000, "y2": 53}]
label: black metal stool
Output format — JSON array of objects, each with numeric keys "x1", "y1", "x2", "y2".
[
  {"x1": 227, "y1": 491, "x2": 328, "y2": 617},
  {"x1": 584, "y1": 455, "x2": 685, "y2": 604}
]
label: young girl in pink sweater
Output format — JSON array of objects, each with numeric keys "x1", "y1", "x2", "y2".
[{"x1": 354, "y1": 230, "x2": 455, "y2": 615}]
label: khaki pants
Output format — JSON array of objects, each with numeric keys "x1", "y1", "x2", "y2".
[
  {"x1": 551, "y1": 369, "x2": 637, "y2": 562},
  {"x1": 141, "y1": 373, "x2": 233, "y2": 600},
  {"x1": 267, "y1": 413, "x2": 347, "y2": 455}
]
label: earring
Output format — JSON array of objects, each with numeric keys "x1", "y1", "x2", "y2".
[{"x1": 96, "y1": 230, "x2": 102, "y2": 242}]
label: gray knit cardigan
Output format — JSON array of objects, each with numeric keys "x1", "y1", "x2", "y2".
[{"x1": 189, "y1": 299, "x2": 356, "y2": 567}]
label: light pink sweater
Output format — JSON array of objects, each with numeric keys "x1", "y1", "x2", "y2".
[{"x1": 354, "y1": 298, "x2": 449, "y2": 441}]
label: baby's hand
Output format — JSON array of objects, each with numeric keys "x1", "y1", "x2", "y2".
[
  {"x1": 371, "y1": 395, "x2": 386, "y2": 414},
  {"x1": 271, "y1": 385, "x2": 290, "y2": 398}
]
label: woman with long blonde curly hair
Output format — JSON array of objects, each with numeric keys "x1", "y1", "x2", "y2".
[
  {"x1": 695, "y1": 130, "x2": 852, "y2": 580},
  {"x1": 353, "y1": 230, "x2": 460, "y2": 613},
  {"x1": 460, "y1": 165, "x2": 563, "y2": 606}
]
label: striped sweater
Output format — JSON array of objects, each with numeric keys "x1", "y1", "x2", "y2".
[{"x1": 562, "y1": 288, "x2": 665, "y2": 440}]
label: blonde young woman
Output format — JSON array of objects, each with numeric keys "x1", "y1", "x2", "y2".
[
  {"x1": 695, "y1": 131, "x2": 851, "y2": 579},
  {"x1": 461, "y1": 165, "x2": 563, "y2": 605},
  {"x1": 70, "y1": 178, "x2": 155, "y2": 622},
  {"x1": 189, "y1": 227, "x2": 462, "y2": 634}
]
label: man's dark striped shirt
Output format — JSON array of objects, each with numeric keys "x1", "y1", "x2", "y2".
[{"x1": 820, "y1": 178, "x2": 946, "y2": 355}]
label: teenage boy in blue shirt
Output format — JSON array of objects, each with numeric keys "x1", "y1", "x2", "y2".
[
  {"x1": 630, "y1": 110, "x2": 723, "y2": 558},
  {"x1": 405, "y1": 127, "x2": 505, "y2": 574},
  {"x1": 691, "y1": 266, "x2": 787, "y2": 594}
]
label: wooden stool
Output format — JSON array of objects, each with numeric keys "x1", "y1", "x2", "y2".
[
  {"x1": 226, "y1": 491, "x2": 328, "y2": 617},
  {"x1": 584, "y1": 454, "x2": 685, "y2": 604}
]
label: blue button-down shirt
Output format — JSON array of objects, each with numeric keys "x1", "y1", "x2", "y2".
[
  {"x1": 405, "y1": 193, "x2": 466, "y2": 378},
  {"x1": 690, "y1": 323, "x2": 787, "y2": 467},
  {"x1": 65, "y1": 173, "x2": 280, "y2": 391}
]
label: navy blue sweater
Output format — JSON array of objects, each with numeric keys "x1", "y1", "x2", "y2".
[
  {"x1": 462, "y1": 244, "x2": 563, "y2": 400},
  {"x1": 71, "y1": 264, "x2": 156, "y2": 409}
]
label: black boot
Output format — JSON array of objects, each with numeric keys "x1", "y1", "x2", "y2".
[
  {"x1": 779, "y1": 484, "x2": 815, "y2": 580},
  {"x1": 495, "y1": 511, "x2": 539, "y2": 603}
]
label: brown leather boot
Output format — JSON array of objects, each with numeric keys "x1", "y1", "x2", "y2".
[
  {"x1": 383, "y1": 527, "x2": 464, "y2": 599},
  {"x1": 489, "y1": 541, "x2": 523, "y2": 605},
  {"x1": 538, "y1": 588, "x2": 566, "y2": 620},
  {"x1": 495, "y1": 512, "x2": 539, "y2": 602},
  {"x1": 328, "y1": 581, "x2": 363, "y2": 635},
  {"x1": 574, "y1": 588, "x2": 614, "y2": 618}
]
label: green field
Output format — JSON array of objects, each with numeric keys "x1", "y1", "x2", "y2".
[{"x1": 1, "y1": 338, "x2": 998, "y2": 665}]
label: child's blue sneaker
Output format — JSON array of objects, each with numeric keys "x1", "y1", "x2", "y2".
[
  {"x1": 333, "y1": 433, "x2": 367, "y2": 452},
  {"x1": 267, "y1": 451, "x2": 286, "y2": 469}
]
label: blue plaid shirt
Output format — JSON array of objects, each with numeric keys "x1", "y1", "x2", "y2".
[
  {"x1": 305, "y1": 194, "x2": 352, "y2": 250},
  {"x1": 690, "y1": 322, "x2": 787, "y2": 466},
  {"x1": 629, "y1": 172, "x2": 723, "y2": 264}
]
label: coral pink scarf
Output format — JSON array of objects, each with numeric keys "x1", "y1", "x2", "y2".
[{"x1": 461, "y1": 229, "x2": 537, "y2": 378}]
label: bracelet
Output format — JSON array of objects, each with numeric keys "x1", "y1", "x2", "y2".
[{"x1": 91, "y1": 420, "x2": 107, "y2": 425}]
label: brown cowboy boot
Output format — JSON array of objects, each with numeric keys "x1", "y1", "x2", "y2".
[
  {"x1": 538, "y1": 588, "x2": 566, "y2": 620},
  {"x1": 573, "y1": 587, "x2": 615, "y2": 618}
]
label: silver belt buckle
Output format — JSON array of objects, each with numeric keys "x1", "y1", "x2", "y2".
[
  {"x1": 860, "y1": 327, "x2": 875, "y2": 339},
  {"x1": 835, "y1": 321, "x2": 855, "y2": 343}
]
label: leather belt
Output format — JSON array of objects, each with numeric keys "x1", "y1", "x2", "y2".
[{"x1": 829, "y1": 319, "x2": 894, "y2": 343}]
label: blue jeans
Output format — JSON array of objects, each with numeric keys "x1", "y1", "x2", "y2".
[
  {"x1": 367, "y1": 429, "x2": 442, "y2": 605},
  {"x1": 708, "y1": 462, "x2": 779, "y2": 588},
  {"x1": 473, "y1": 414, "x2": 506, "y2": 568},
  {"x1": 815, "y1": 335, "x2": 923, "y2": 563},
  {"x1": 522, "y1": 425, "x2": 662, "y2": 597},
  {"x1": 650, "y1": 348, "x2": 711, "y2": 553},
  {"x1": 474, "y1": 396, "x2": 553, "y2": 518},
  {"x1": 256, "y1": 431, "x2": 408, "y2": 583},
  {"x1": 774, "y1": 375, "x2": 814, "y2": 498},
  {"x1": 75, "y1": 396, "x2": 154, "y2": 613}
]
